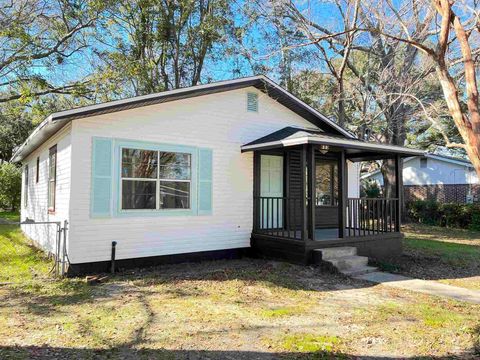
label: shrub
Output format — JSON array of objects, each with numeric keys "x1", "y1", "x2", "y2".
[
  {"x1": 0, "y1": 162, "x2": 21, "y2": 211},
  {"x1": 361, "y1": 180, "x2": 381, "y2": 198},
  {"x1": 406, "y1": 200, "x2": 480, "y2": 229}
]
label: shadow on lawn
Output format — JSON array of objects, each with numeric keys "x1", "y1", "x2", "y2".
[
  {"x1": 1, "y1": 258, "x2": 376, "y2": 317},
  {"x1": 115, "y1": 258, "x2": 376, "y2": 292},
  {"x1": 0, "y1": 345, "x2": 478, "y2": 360}
]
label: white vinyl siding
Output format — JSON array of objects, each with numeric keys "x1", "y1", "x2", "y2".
[
  {"x1": 20, "y1": 124, "x2": 71, "y2": 254},
  {"x1": 22, "y1": 86, "x2": 361, "y2": 265},
  {"x1": 68, "y1": 87, "x2": 319, "y2": 264}
]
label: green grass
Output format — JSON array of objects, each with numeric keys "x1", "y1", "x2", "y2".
[
  {"x1": 0, "y1": 224, "x2": 91, "y2": 298},
  {"x1": 404, "y1": 237, "x2": 480, "y2": 267},
  {"x1": 0, "y1": 224, "x2": 479, "y2": 359},
  {"x1": 0, "y1": 210, "x2": 20, "y2": 222},
  {"x1": 402, "y1": 223, "x2": 480, "y2": 268},
  {"x1": 281, "y1": 333, "x2": 342, "y2": 353},
  {"x1": 0, "y1": 225, "x2": 51, "y2": 283},
  {"x1": 260, "y1": 306, "x2": 305, "y2": 318}
]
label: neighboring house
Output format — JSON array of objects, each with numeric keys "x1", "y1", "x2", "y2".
[
  {"x1": 12, "y1": 75, "x2": 422, "y2": 274},
  {"x1": 362, "y1": 154, "x2": 479, "y2": 204}
]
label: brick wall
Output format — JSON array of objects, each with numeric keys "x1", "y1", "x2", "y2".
[{"x1": 404, "y1": 184, "x2": 480, "y2": 204}]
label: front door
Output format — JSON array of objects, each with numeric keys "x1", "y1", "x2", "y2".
[{"x1": 260, "y1": 155, "x2": 283, "y2": 228}]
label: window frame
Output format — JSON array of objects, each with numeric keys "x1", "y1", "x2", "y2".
[
  {"x1": 114, "y1": 140, "x2": 198, "y2": 217},
  {"x1": 48, "y1": 145, "x2": 57, "y2": 213}
]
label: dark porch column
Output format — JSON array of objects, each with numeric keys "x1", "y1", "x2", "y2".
[
  {"x1": 307, "y1": 144, "x2": 316, "y2": 241},
  {"x1": 394, "y1": 154, "x2": 403, "y2": 232},
  {"x1": 300, "y1": 145, "x2": 308, "y2": 241},
  {"x1": 338, "y1": 150, "x2": 347, "y2": 238}
]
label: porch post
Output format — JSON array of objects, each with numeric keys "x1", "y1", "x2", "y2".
[
  {"x1": 253, "y1": 151, "x2": 261, "y2": 231},
  {"x1": 338, "y1": 149, "x2": 347, "y2": 238},
  {"x1": 394, "y1": 154, "x2": 403, "y2": 232},
  {"x1": 300, "y1": 145, "x2": 308, "y2": 242},
  {"x1": 307, "y1": 144, "x2": 316, "y2": 241}
]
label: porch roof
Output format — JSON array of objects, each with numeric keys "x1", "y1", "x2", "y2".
[{"x1": 241, "y1": 127, "x2": 424, "y2": 161}]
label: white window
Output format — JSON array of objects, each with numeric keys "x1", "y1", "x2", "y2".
[{"x1": 121, "y1": 148, "x2": 191, "y2": 210}]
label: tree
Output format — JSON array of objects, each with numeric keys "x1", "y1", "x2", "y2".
[
  {"x1": 284, "y1": 0, "x2": 360, "y2": 127},
  {"x1": 96, "y1": 0, "x2": 233, "y2": 95},
  {"x1": 0, "y1": 112, "x2": 33, "y2": 163},
  {"x1": 259, "y1": 0, "x2": 441, "y2": 195},
  {"x1": 361, "y1": 0, "x2": 480, "y2": 175},
  {"x1": 0, "y1": 163, "x2": 21, "y2": 211},
  {"x1": 0, "y1": 0, "x2": 107, "y2": 104}
]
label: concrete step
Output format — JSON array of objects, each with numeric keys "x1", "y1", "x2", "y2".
[
  {"x1": 327, "y1": 255, "x2": 369, "y2": 271},
  {"x1": 314, "y1": 246, "x2": 357, "y2": 260},
  {"x1": 341, "y1": 265, "x2": 379, "y2": 276}
]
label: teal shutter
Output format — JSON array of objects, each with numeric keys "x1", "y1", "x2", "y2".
[
  {"x1": 91, "y1": 137, "x2": 113, "y2": 217},
  {"x1": 198, "y1": 148, "x2": 213, "y2": 215}
]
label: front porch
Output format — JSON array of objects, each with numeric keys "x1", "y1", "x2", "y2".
[{"x1": 242, "y1": 127, "x2": 422, "y2": 264}]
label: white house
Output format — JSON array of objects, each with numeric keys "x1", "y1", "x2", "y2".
[
  {"x1": 13, "y1": 76, "x2": 422, "y2": 274},
  {"x1": 362, "y1": 154, "x2": 479, "y2": 203}
]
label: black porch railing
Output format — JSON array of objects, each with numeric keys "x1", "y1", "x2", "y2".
[
  {"x1": 253, "y1": 196, "x2": 304, "y2": 240},
  {"x1": 346, "y1": 198, "x2": 399, "y2": 236},
  {"x1": 253, "y1": 196, "x2": 400, "y2": 240}
]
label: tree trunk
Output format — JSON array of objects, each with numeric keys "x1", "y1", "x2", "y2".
[
  {"x1": 381, "y1": 159, "x2": 396, "y2": 198},
  {"x1": 435, "y1": 65, "x2": 480, "y2": 175},
  {"x1": 337, "y1": 78, "x2": 346, "y2": 127}
]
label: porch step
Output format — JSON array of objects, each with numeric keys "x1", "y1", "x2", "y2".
[
  {"x1": 315, "y1": 246, "x2": 357, "y2": 260},
  {"x1": 313, "y1": 247, "x2": 378, "y2": 276},
  {"x1": 328, "y1": 255, "x2": 369, "y2": 271},
  {"x1": 341, "y1": 266, "x2": 379, "y2": 276}
]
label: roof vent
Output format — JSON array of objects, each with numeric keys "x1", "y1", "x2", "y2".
[{"x1": 247, "y1": 92, "x2": 258, "y2": 112}]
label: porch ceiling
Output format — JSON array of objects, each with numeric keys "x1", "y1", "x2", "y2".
[{"x1": 241, "y1": 126, "x2": 424, "y2": 161}]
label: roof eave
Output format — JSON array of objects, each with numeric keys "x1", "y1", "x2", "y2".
[
  {"x1": 241, "y1": 136, "x2": 424, "y2": 157},
  {"x1": 11, "y1": 115, "x2": 59, "y2": 163}
]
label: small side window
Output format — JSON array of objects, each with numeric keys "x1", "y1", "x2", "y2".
[
  {"x1": 247, "y1": 92, "x2": 258, "y2": 112},
  {"x1": 36, "y1": 156, "x2": 40, "y2": 183},
  {"x1": 48, "y1": 145, "x2": 57, "y2": 213},
  {"x1": 420, "y1": 158, "x2": 428, "y2": 169}
]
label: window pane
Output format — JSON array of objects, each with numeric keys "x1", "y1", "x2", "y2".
[
  {"x1": 160, "y1": 152, "x2": 191, "y2": 180},
  {"x1": 49, "y1": 153, "x2": 56, "y2": 181},
  {"x1": 122, "y1": 149, "x2": 157, "y2": 179},
  {"x1": 160, "y1": 181, "x2": 190, "y2": 209},
  {"x1": 122, "y1": 180, "x2": 156, "y2": 209},
  {"x1": 315, "y1": 161, "x2": 338, "y2": 206},
  {"x1": 48, "y1": 146, "x2": 56, "y2": 210},
  {"x1": 48, "y1": 180, "x2": 55, "y2": 208}
]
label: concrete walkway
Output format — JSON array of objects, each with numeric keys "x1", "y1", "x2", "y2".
[{"x1": 354, "y1": 271, "x2": 480, "y2": 304}]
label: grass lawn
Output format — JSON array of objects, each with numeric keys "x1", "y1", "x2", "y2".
[
  {"x1": 0, "y1": 210, "x2": 20, "y2": 223},
  {"x1": 1, "y1": 225, "x2": 480, "y2": 359},
  {"x1": 376, "y1": 223, "x2": 480, "y2": 291}
]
